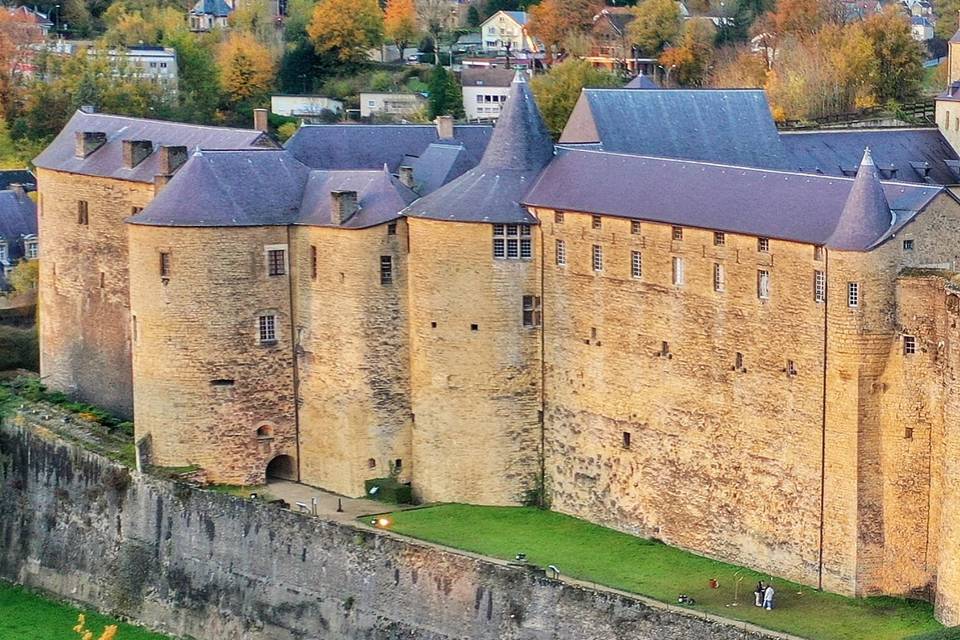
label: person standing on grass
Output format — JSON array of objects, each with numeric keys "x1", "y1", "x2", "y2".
[
  {"x1": 755, "y1": 581, "x2": 765, "y2": 607},
  {"x1": 764, "y1": 583, "x2": 775, "y2": 610}
]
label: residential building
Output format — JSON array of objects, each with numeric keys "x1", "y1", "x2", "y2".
[
  {"x1": 271, "y1": 95, "x2": 344, "y2": 121},
  {"x1": 0, "y1": 184, "x2": 36, "y2": 291},
  {"x1": 360, "y1": 92, "x2": 427, "y2": 119},
  {"x1": 586, "y1": 7, "x2": 654, "y2": 74},
  {"x1": 480, "y1": 10, "x2": 538, "y2": 53},
  {"x1": 461, "y1": 67, "x2": 515, "y2": 121},
  {"x1": 188, "y1": 0, "x2": 233, "y2": 31},
  {"x1": 39, "y1": 42, "x2": 179, "y2": 90},
  {"x1": 912, "y1": 15, "x2": 934, "y2": 41}
]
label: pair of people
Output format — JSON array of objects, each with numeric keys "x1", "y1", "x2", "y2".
[{"x1": 754, "y1": 581, "x2": 775, "y2": 610}]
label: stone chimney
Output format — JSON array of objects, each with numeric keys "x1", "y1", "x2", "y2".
[
  {"x1": 435, "y1": 115, "x2": 454, "y2": 140},
  {"x1": 153, "y1": 145, "x2": 189, "y2": 194},
  {"x1": 330, "y1": 190, "x2": 358, "y2": 225},
  {"x1": 398, "y1": 165, "x2": 415, "y2": 188},
  {"x1": 254, "y1": 108, "x2": 269, "y2": 132},
  {"x1": 122, "y1": 139, "x2": 153, "y2": 169},
  {"x1": 75, "y1": 131, "x2": 107, "y2": 158}
]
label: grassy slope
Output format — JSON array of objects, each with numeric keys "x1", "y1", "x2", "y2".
[
  {"x1": 0, "y1": 583, "x2": 174, "y2": 640},
  {"x1": 385, "y1": 504, "x2": 941, "y2": 640}
]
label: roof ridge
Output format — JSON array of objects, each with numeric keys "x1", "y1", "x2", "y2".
[{"x1": 76, "y1": 110, "x2": 262, "y2": 134}]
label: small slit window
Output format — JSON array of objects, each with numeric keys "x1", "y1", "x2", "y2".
[
  {"x1": 672, "y1": 256, "x2": 684, "y2": 285},
  {"x1": 380, "y1": 255, "x2": 393, "y2": 285},
  {"x1": 672, "y1": 226, "x2": 683, "y2": 241},
  {"x1": 592, "y1": 215, "x2": 602, "y2": 229},
  {"x1": 554, "y1": 211, "x2": 564, "y2": 223},
  {"x1": 310, "y1": 245, "x2": 318, "y2": 279},
  {"x1": 758, "y1": 270, "x2": 770, "y2": 299},
  {"x1": 713, "y1": 232, "x2": 725, "y2": 246},
  {"x1": 758, "y1": 237, "x2": 770, "y2": 252},
  {"x1": 622, "y1": 432, "x2": 631, "y2": 448},
  {"x1": 77, "y1": 200, "x2": 89, "y2": 225},
  {"x1": 713, "y1": 263, "x2": 724, "y2": 292},
  {"x1": 631, "y1": 221, "x2": 641, "y2": 235},
  {"x1": 159, "y1": 252, "x2": 171, "y2": 278},
  {"x1": 814, "y1": 245, "x2": 824, "y2": 261},
  {"x1": 903, "y1": 239, "x2": 914, "y2": 251}
]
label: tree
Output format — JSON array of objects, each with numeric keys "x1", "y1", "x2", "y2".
[
  {"x1": 659, "y1": 17, "x2": 715, "y2": 86},
  {"x1": 165, "y1": 30, "x2": 221, "y2": 123},
  {"x1": 528, "y1": 0, "x2": 603, "y2": 62},
  {"x1": 385, "y1": 0, "x2": 418, "y2": 59},
  {"x1": 7, "y1": 258, "x2": 38, "y2": 295},
  {"x1": 427, "y1": 64, "x2": 463, "y2": 118},
  {"x1": 860, "y1": 7, "x2": 923, "y2": 103},
  {"x1": 308, "y1": 0, "x2": 384, "y2": 63},
  {"x1": 467, "y1": 5, "x2": 481, "y2": 27},
  {"x1": 755, "y1": 0, "x2": 840, "y2": 40},
  {"x1": 529, "y1": 58, "x2": 620, "y2": 138},
  {"x1": 628, "y1": 0, "x2": 682, "y2": 55},
  {"x1": 935, "y1": 0, "x2": 960, "y2": 40},
  {"x1": 217, "y1": 32, "x2": 275, "y2": 110},
  {"x1": 0, "y1": 9, "x2": 42, "y2": 116},
  {"x1": 416, "y1": 0, "x2": 453, "y2": 64},
  {"x1": 231, "y1": 0, "x2": 281, "y2": 46}
]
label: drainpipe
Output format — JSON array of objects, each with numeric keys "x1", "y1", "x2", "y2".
[
  {"x1": 286, "y1": 224, "x2": 302, "y2": 481},
  {"x1": 818, "y1": 249, "x2": 830, "y2": 590}
]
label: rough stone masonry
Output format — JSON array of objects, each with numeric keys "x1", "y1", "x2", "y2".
[{"x1": 0, "y1": 419, "x2": 791, "y2": 640}]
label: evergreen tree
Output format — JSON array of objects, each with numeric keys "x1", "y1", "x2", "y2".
[{"x1": 427, "y1": 65, "x2": 463, "y2": 119}]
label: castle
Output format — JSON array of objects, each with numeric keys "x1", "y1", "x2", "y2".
[{"x1": 33, "y1": 50, "x2": 960, "y2": 624}]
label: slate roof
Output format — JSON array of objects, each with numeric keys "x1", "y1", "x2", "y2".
[
  {"x1": 828, "y1": 148, "x2": 894, "y2": 250},
  {"x1": 0, "y1": 170, "x2": 36, "y2": 192},
  {"x1": 937, "y1": 81, "x2": 960, "y2": 102},
  {"x1": 559, "y1": 89, "x2": 792, "y2": 170},
  {"x1": 130, "y1": 150, "x2": 418, "y2": 229},
  {"x1": 524, "y1": 148, "x2": 942, "y2": 251},
  {"x1": 782, "y1": 128, "x2": 960, "y2": 184},
  {"x1": 0, "y1": 189, "x2": 37, "y2": 245},
  {"x1": 409, "y1": 143, "x2": 477, "y2": 194},
  {"x1": 404, "y1": 72, "x2": 554, "y2": 224},
  {"x1": 33, "y1": 110, "x2": 273, "y2": 183},
  {"x1": 190, "y1": 0, "x2": 232, "y2": 17},
  {"x1": 461, "y1": 67, "x2": 516, "y2": 88},
  {"x1": 624, "y1": 73, "x2": 659, "y2": 89},
  {"x1": 503, "y1": 10, "x2": 528, "y2": 25},
  {"x1": 297, "y1": 168, "x2": 418, "y2": 228},
  {"x1": 130, "y1": 150, "x2": 311, "y2": 227},
  {"x1": 284, "y1": 124, "x2": 492, "y2": 172}
]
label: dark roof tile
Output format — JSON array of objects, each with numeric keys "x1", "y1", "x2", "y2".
[
  {"x1": 827, "y1": 148, "x2": 894, "y2": 250},
  {"x1": 296, "y1": 168, "x2": 418, "y2": 228}
]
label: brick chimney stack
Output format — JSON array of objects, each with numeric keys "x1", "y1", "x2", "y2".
[
  {"x1": 254, "y1": 108, "x2": 269, "y2": 132},
  {"x1": 330, "y1": 190, "x2": 358, "y2": 225},
  {"x1": 435, "y1": 115, "x2": 454, "y2": 140},
  {"x1": 398, "y1": 165, "x2": 415, "y2": 188}
]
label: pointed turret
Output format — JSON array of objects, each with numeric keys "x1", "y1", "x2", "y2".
[
  {"x1": 404, "y1": 70, "x2": 554, "y2": 223},
  {"x1": 624, "y1": 72, "x2": 659, "y2": 89},
  {"x1": 827, "y1": 148, "x2": 893, "y2": 251}
]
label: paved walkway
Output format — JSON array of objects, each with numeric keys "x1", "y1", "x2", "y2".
[{"x1": 265, "y1": 479, "x2": 414, "y2": 524}]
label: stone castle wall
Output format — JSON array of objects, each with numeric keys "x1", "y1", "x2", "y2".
[
  {"x1": 407, "y1": 218, "x2": 542, "y2": 505},
  {"x1": 128, "y1": 224, "x2": 297, "y2": 485},
  {"x1": 37, "y1": 168, "x2": 155, "y2": 418},
  {"x1": 0, "y1": 420, "x2": 792, "y2": 640},
  {"x1": 291, "y1": 222, "x2": 413, "y2": 496}
]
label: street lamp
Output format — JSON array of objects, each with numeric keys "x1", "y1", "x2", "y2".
[{"x1": 54, "y1": 4, "x2": 60, "y2": 33}]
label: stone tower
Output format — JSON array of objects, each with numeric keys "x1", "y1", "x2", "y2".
[
  {"x1": 936, "y1": 18, "x2": 960, "y2": 152},
  {"x1": 404, "y1": 72, "x2": 555, "y2": 505}
]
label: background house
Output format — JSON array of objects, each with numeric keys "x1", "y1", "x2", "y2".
[
  {"x1": 0, "y1": 185, "x2": 37, "y2": 291},
  {"x1": 188, "y1": 0, "x2": 232, "y2": 31},
  {"x1": 271, "y1": 95, "x2": 343, "y2": 122},
  {"x1": 461, "y1": 67, "x2": 515, "y2": 121},
  {"x1": 360, "y1": 92, "x2": 427, "y2": 119},
  {"x1": 480, "y1": 10, "x2": 538, "y2": 53}
]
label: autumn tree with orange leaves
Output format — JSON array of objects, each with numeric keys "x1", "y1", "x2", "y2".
[
  {"x1": 527, "y1": 0, "x2": 602, "y2": 63},
  {"x1": 217, "y1": 32, "x2": 275, "y2": 107},
  {"x1": 0, "y1": 9, "x2": 42, "y2": 115},
  {"x1": 308, "y1": 0, "x2": 384, "y2": 64},
  {"x1": 385, "y1": 0, "x2": 418, "y2": 60}
]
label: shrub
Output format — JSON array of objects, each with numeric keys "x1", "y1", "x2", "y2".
[
  {"x1": 908, "y1": 628, "x2": 960, "y2": 640},
  {"x1": 364, "y1": 477, "x2": 413, "y2": 504},
  {"x1": 0, "y1": 324, "x2": 38, "y2": 372}
]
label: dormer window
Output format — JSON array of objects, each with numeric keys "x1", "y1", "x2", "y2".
[
  {"x1": 25, "y1": 239, "x2": 38, "y2": 260},
  {"x1": 0, "y1": 242, "x2": 6, "y2": 263}
]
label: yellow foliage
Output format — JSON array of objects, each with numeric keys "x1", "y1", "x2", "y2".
[
  {"x1": 73, "y1": 613, "x2": 120, "y2": 640},
  {"x1": 384, "y1": 0, "x2": 418, "y2": 53},
  {"x1": 216, "y1": 32, "x2": 275, "y2": 103},
  {"x1": 308, "y1": 0, "x2": 383, "y2": 63}
]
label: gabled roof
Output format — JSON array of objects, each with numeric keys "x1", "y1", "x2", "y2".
[
  {"x1": 502, "y1": 10, "x2": 528, "y2": 25},
  {"x1": 297, "y1": 167, "x2": 418, "y2": 228},
  {"x1": 129, "y1": 150, "x2": 310, "y2": 227},
  {"x1": 461, "y1": 67, "x2": 516, "y2": 88},
  {"x1": 190, "y1": 0, "x2": 232, "y2": 17},
  {"x1": 594, "y1": 7, "x2": 635, "y2": 34},
  {"x1": 782, "y1": 128, "x2": 959, "y2": 185},
  {"x1": 0, "y1": 189, "x2": 37, "y2": 245},
  {"x1": 559, "y1": 89, "x2": 791, "y2": 170},
  {"x1": 405, "y1": 72, "x2": 554, "y2": 224},
  {"x1": 524, "y1": 148, "x2": 941, "y2": 251},
  {"x1": 827, "y1": 148, "x2": 893, "y2": 250},
  {"x1": 33, "y1": 110, "x2": 273, "y2": 183},
  {"x1": 284, "y1": 124, "x2": 492, "y2": 172},
  {"x1": 624, "y1": 73, "x2": 659, "y2": 89},
  {"x1": 410, "y1": 143, "x2": 477, "y2": 194}
]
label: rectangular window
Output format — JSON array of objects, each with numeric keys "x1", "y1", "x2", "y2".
[
  {"x1": 847, "y1": 282, "x2": 860, "y2": 308},
  {"x1": 493, "y1": 224, "x2": 531, "y2": 260},
  {"x1": 758, "y1": 237, "x2": 770, "y2": 252},
  {"x1": 77, "y1": 200, "x2": 89, "y2": 225},
  {"x1": 522, "y1": 295, "x2": 541, "y2": 327},
  {"x1": 814, "y1": 270, "x2": 826, "y2": 303},
  {"x1": 592, "y1": 244, "x2": 603, "y2": 272},
  {"x1": 672, "y1": 256, "x2": 684, "y2": 285},
  {"x1": 131, "y1": 206, "x2": 143, "y2": 215},
  {"x1": 258, "y1": 314, "x2": 277, "y2": 343},
  {"x1": 268, "y1": 249, "x2": 286, "y2": 276},
  {"x1": 714, "y1": 231, "x2": 725, "y2": 246},
  {"x1": 159, "y1": 252, "x2": 171, "y2": 278},
  {"x1": 713, "y1": 263, "x2": 725, "y2": 292},
  {"x1": 387, "y1": 222, "x2": 397, "y2": 235},
  {"x1": 758, "y1": 269, "x2": 770, "y2": 299},
  {"x1": 0, "y1": 243, "x2": 6, "y2": 262},
  {"x1": 787, "y1": 359, "x2": 797, "y2": 376},
  {"x1": 310, "y1": 245, "x2": 317, "y2": 279},
  {"x1": 904, "y1": 335, "x2": 917, "y2": 355},
  {"x1": 556, "y1": 239, "x2": 566, "y2": 266},
  {"x1": 735, "y1": 352, "x2": 744, "y2": 370},
  {"x1": 592, "y1": 215, "x2": 602, "y2": 230},
  {"x1": 24, "y1": 242, "x2": 37, "y2": 260},
  {"x1": 814, "y1": 245, "x2": 824, "y2": 261},
  {"x1": 631, "y1": 221, "x2": 641, "y2": 235},
  {"x1": 631, "y1": 250, "x2": 642, "y2": 278},
  {"x1": 622, "y1": 432, "x2": 631, "y2": 448},
  {"x1": 672, "y1": 226, "x2": 683, "y2": 241},
  {"x1": 554, "y1": 211, "x2": 564, "y2": 223},
  {"x1": 903, "y1": 239, "x2": 914, "y2": 251},
  {"x1": 380, "y1": 255, "x2": 393, "y2": 285}
]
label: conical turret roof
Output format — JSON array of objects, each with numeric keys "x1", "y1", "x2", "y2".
[
  {"x1": 404, "y1": 71, "x2": 555, "y2": 223},
  {"x1": 827, "y1": 147, "x2": 893, "y2": 250},
  {"x1": 624, "y1": 73, "x2": 659, "y2": 89}
]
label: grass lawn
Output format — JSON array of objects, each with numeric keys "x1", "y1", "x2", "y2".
[
  {"x1": 380, "y1": 504, "x2": 942, "y2": 640},
  {"x1": 0, "y1": 582, "x2": 174, "y2": 640}
]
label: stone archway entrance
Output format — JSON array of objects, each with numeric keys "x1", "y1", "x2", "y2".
[{"x1": 266, "y1": 454, "x2": 297, "y2": 481}]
